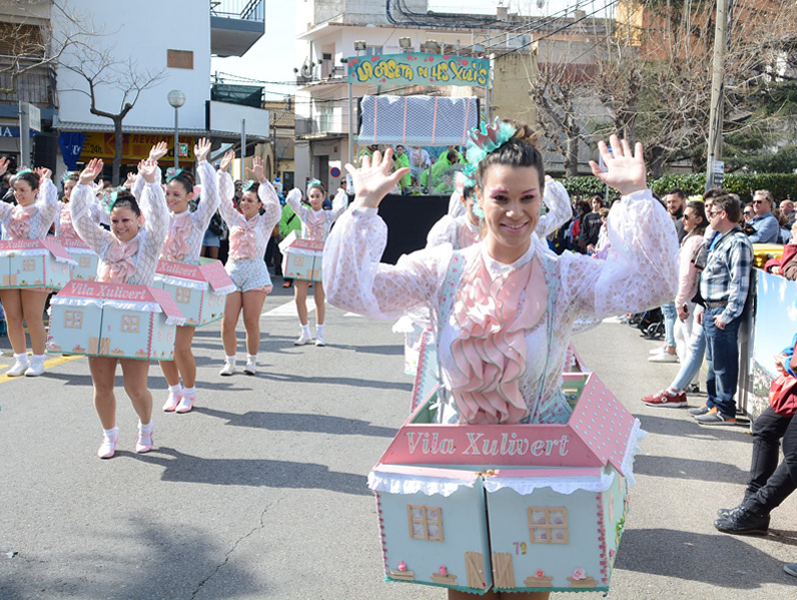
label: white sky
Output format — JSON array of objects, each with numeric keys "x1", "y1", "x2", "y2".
[{"x1": 210, "y1": 0, "x2": 615, "y2": 99}]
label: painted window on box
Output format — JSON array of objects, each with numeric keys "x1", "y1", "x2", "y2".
[
  {"x1": 175, "y1": 288, "x2": 192, "y2": 303},
  {"x1": 121, "y1": 314, "x2": 140, "y2": 333},
  {"x1": 407, "y1": 504, "x2": 443, "y2": 542},
  {"x1": 79, "y1": 256, "x2": 93, "y2": 268},
  {"x1": 528, "y1": 507, "x2": 569, "y2": 544},
  {"x1": 22, "y1": 258, "x2": 36, "y2": 271},
  {"x1": 64, "y1": 310, "x2": 82, "y2": 329}
]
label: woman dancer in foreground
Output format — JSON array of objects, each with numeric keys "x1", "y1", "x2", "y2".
[
  {"x1": 71, "y1": 156, "x2": 168, "y2": 458},
  {"x1": 323, "y1": 120, "x2": 679, "y2": 598}
]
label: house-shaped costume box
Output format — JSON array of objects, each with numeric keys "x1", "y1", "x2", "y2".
[
  {"x1": 369, "y1": 371, "x2": 640, "y2": 595},
  {"x1": 153, "y1": 258, "x2": 234, "y2": 327},
  {"x1": 56, "y1": 237, "x2": 99, "y2": 282},
  {"x1": 47, "y1": 280, "x2": 185, "y2": 360},
  {"x1": 279, "y1": 232, "x2": 324, "y2": 282},
  {"x1": 0, "y1": 238, "x2": 74, "y2": 289}
]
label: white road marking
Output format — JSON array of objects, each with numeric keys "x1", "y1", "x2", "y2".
[
  {"x1": 261, "y1": 300, "x2": 311, "y2": 318},
  {"x1": 344, "y1": 312, "x2": 363, "y2": 318}
]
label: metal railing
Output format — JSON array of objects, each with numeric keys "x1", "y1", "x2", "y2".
[
  {"x1": 0, "y1": 56, "x2": 56, "y2": 107},
  {"x1": 210, "y1": 0, "x2": 264, "y2": 22}
]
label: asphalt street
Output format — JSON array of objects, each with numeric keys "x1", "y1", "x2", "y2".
[{"x1": 1, "y1": 283, "x2": 796, "y2": 599}]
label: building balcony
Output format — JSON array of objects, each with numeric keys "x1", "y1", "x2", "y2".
[
  {"x1": 0, "y1": 56, "x2": 57, "y2": 108},
  {"x1": 295, "y1": 113, "x2": 349, "y2": 139},
  {"x1": 210, "y1": 0, "x2": 265, "y2": 58}
]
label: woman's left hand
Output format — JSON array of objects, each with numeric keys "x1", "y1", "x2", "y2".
[
  {"x1": 589, "y1": 135, "x2": 646, "y2": 196},
  {"x1": 346, "y1": 149, "x2": 409, "y2": 209},
  {"x1": 246, "y1": 156, "x2": 266, "y2": 182}
]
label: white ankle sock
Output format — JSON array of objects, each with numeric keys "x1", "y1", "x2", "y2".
[
  {"x1": 301, "y1": 324, "x2": 311, "y2": 336},
  {"x1": 225, "y1": 355, "x2": 236, "y2": 364},
  {"x1": 182, "y1": 386, "x2": 196, "y2": 398},
  {"x1": 316, "y1": 323, "x2": 325, "y2": 333},
  {"x1": 246, "y1": 354, "x2": 257, "y2": 363},
  {"x1": 103, "y1": 426, "x2": 119, "y2": 440},
  {"x1": 30, "y1": 353, "x2": 45, "y2": 363},
  {"x1": 138, "y1": 421, "x2": 153, "y2": 435},
  {"x1": 168, "y1": 383, "x2": 182, "y2": 395},
  {"x1": 14, "y1": 352, "x2": 29, "y2": 364}
]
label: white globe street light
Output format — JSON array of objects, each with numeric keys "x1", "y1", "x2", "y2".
[{"x1": 167, "y1": 90, "x2": 186, "y2": 169}]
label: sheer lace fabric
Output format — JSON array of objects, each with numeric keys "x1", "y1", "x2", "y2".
[
  {"x1": 285, "y1": 188, "x2": 349, "y2": 242},
  {"x1": 217, "y1": 172, "x2": 280, "y2": 261},
  {"x1": 0, "y1": 178, "x2": 58, "y2": 240},
  {"x1": 324, "y1": 189, "x2": 679, "y2": 424}
]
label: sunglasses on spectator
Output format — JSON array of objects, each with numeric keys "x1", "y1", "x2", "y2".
[
  {"x1": 709, "y1": 210, "x2": 724, "y2": 217},
  {"x1": 752, "y1": 200, "x2": 765, "y2": 204},
  {"x1": 743, "y1": 210, "x2": 753, "y2": 215}
]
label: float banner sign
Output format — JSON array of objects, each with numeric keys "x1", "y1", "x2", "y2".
[{"x1": 347, "y1": 53, "x2": 490, "y2": 88}]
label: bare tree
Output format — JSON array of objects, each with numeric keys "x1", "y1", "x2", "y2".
[{"x1": 61, "y1": 46, "x2": 164, "y2": 184}]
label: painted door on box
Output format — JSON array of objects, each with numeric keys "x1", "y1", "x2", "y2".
[
  {"x1": 465, "y1": 552, "x2": 486, "y2": 589},
  {"x1": 492, "y1": 552, "x2": 515, "y2": 588}
]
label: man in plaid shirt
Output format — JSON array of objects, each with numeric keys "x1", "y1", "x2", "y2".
[{"x1": 691, "y1": 193, "x2": 753, "y2": 424}]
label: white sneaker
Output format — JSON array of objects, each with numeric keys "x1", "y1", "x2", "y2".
[
  {"x1": 219, "y1": 362, "x2": 237, "y2": 376},
  {"x1": 648, "y1": 352, "x2": 679, "y2": 363},
  {"x1": 97, "y1": 434, "x2": 117, "y2": 459},
  {"x1": 162, "y1": 392, "x2": 181, "y2": 412},
  {"x1": 243, "y1": 359, "x2": 257, "y2": 375},
  {"x1": 6, "y1": 357, "x2": 29, "y2": 377},
  {"x1": 24, "y1": 356, "x2": 45, "y2": 377},
  {"x1": 294, "y1": 332, "x2": 313, "y2": 346},
  {"x1": 649, "y1": 347, "x2": 666, "y2": 355},
  {"x1": 315, "y1": 331, "x2": 326, "y2": 347}
]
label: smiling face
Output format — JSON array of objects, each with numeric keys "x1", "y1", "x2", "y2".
[
  {"x1": 110, "y1": 205, "x2": 142, "y2": 243},
  {"x1": 63, "y1": 179, "x2": 77, "y2": 202},
  {"x1": 307, "y1": 186, "x2": 325, "y2": 210},
  {"x1": 13, "y1": 179, "x2": 37, "y2": 207},
  {"x1": 165, "y1": 180, "x2": 193, "y2": 214},
  {"x1": 238, "y1": 190, "x2": 262, "y2": 219},
  {"x1": 477, "y1": 164, "x2": 542, "y2": 264}
]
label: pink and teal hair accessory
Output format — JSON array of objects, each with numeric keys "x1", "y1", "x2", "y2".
[
  {"x1": 99, "y1": 189, "x2": 122, "y2": 214},
  {"x1": 61, "y1": 170, "x2": 78, "y2": 184},
  {"x1": 16, "y1": 168, "x2": 33, "y2": 177},
  {"x1": 465, "y1": 117, "x2": 517, "y2": 170},
  {"x1": 243, "y1": 180, "x2": 258, "y2": 192},
  {"x1": 306, "y1": 178, "x2": 323, "y2": 193},
  {"x1": 165, "y1": 167, "x2": 185, "y2": 183}
]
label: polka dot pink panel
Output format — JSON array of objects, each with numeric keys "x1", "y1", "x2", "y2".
[{"x1": 569, "y1": 373, "x2": 636, "y2": 476}]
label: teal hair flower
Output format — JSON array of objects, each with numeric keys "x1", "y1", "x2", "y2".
[{"x1": 465, "y1": 117, "x2": 517, "y2": 173}]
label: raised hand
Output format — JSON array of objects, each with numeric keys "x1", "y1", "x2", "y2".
[
  {"x1": 34, "y1": 167, "x2": 52, "y2": 180},
  {"x1": 148, "y1": 141, "x2": 169, "y2": 162},
  {"x1": 124, "y1": 171, "x2": 137, "y2": 189},
  {"x1": 346, "y1": 148, "x2": 409, "y2": 209},
  {"x1": 79, "y1": 158, "x2": 104, "y2": 186},
  {"x1": 194, "y1": 137, "x2": 211, "y2": 163},
  {"x1": 588, "y1": 134, "x2": 646, "y2": 196},
  {"x1": 219, "y1": 150, "x2": 234, "y2": 173},
  {"x1": 138, "y1": 159, "x2": 159, "y2": 184},
  {"x1": 246, "y1": 156, "x2": 265, "y2": 182},
  {"x1": 0, "y1": 157, "x2": 8, "y2": 177}
]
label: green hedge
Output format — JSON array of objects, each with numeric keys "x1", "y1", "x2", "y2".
[{"x1": 558, "y1": 173, "x2": 797, "y2": 203}]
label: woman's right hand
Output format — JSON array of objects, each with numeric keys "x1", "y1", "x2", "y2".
[
  {"x1": 589, "y1": 135, "x2": 646, "y2": 196},
  {"x1": 148, "y1": 141, "x2": 169, "y2": 162},
  {"x1": 219, "y1": 150, "x2": 234, "y2": 173},
  {"x1": 79, "y1": 158, "x2": 104, "y2": 186},
  {"x1": 346, "y1": 148, "x2": 409, "y2": 209}
]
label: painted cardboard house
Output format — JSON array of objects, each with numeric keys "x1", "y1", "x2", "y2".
[
  {"x1": 153, "y1": 258, "x2": 234, "y2": 326},
  {"x1": 57, "y1": 237, "x2": 99, "y2": 281},
  {"x1": 369, "y1": 368, "x2": 640, "y2": 595},
  {"x1": 47, "y1": 280, "x2": 185, "y2": 360},
  {"x1": 279, "y1": 232, "x2": 324, "y2": 282},
  {"x1": 0, "y1": 238, "x2": 74, "y2": 289}
]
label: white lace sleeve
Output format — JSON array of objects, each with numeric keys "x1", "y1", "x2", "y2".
[
  {"x1": 131, "y1": 173, "x2": 145, "y2": 201},
  {"x1": 323, "y1": 207, "x2": 450, "y2": 319},
  {"x1": 426, "y1": 215, "x2": 458, "y2": 248},
  {"x1": 257, "y1": 179, "x2": 281, "y2": 231},
  {"x1": 70, "y1": 184, "x2": 114, "y2": 257},
  {"x1": 135, "y1": 182, "x2": 169, "y2": 282},
  {"x1": 286, "y1": 188, "x2": 308, "y2": 223},
  {"x1": 217, "y1": 171, "x2": 243, "y2": 229},
  {"x1": 328, "y1": 188, "x2": 349, "y2": 222},
  {"x1": 192, "y1": 161, "x2": 221, "y2": 231},
  {"x1": 536, "y1": 180, "x2": 572, "y2": 238},
  {"x1": 560, "y1": 189, "x2": 679, "y2": 319},
  {"x1": 0, "y1": 201, "x2": 11, "y2": 221},
  {"x1": 34, "y1": 178, "x2": 59, "y2": 234}
]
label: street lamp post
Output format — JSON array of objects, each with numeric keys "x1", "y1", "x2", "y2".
[{"x1": 167, "y1": 90, "x2": 186, "y2": 170}]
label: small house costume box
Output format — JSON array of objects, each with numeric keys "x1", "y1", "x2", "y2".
[
  {"x1": 56, "y1": 237, "x2": 99, "y2": 282},
  {"x1": 153, "y1": 258, "x2": 235, "y2": 326},
  {"x1": 369, "y1": 371, "x2": 642, "y2": 596},
  {"x1": 0, "y1": 238, "x2": 74, "y2": 289},
  {"x1": 279, "y1": 231, "x2": 324, "y2": 282},
  {"x1": 47, "y1": 280, "x2": 185, "y2": 360}
]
